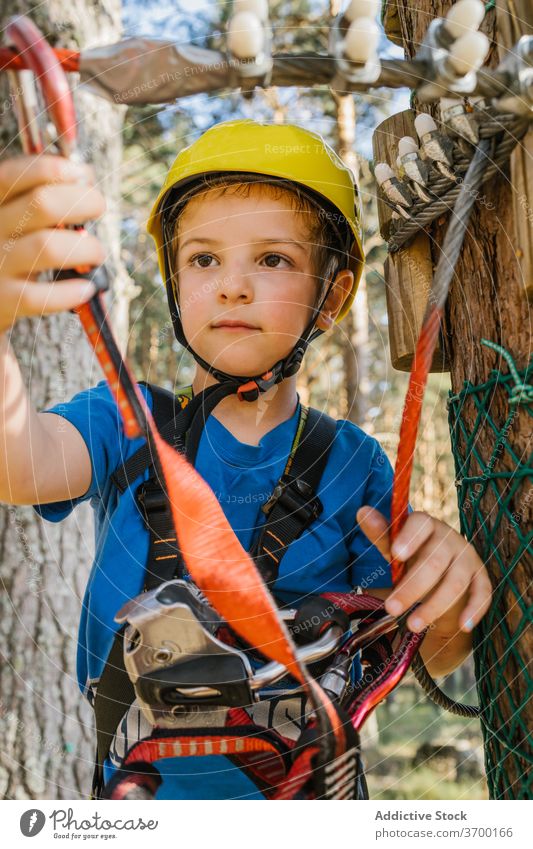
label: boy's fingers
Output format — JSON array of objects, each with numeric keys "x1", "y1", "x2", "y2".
[
  {"x1": 404, "y1": 559, "x2": 470, "y2": 632},
  {"x1": 0, "y1": 184, "x2": 106, "y2": 240},
  {"x1": 458, "y1": 566, "x2": 493, "y2": 633},
  {"x1": 389, "y1": 511, "x2": 436, "y2": 561},
  {"x1": 2, "y1": 228, "x2": 105, "y2": 277},
  {"x1": 356, "y1": 506, "x2": 391, "y2": 561},
  {"x1": 2, "y1": 277, "x2": 97, "y2": 316},
  {"x1": 0, "y1": 156, "x2": 92, "y2": 205},
  {"x1": 386, "y1": 534, "x2": 454, "y2": 617}
]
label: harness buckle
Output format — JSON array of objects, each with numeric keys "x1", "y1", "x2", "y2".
[
  {"x1": 115, "y1": 580, "x2": 254, "y2": 725},
  {"x1": 136, "y1": 481, "x2": 168, "y2": 521},
  {"x1": 262, "y1": 476, "x2": 323, "y2": 524}
]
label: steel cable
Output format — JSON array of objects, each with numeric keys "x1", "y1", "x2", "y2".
[
  {"x1": 388, "y1": 118, "x2": 530, "y2": 253},
  {"x1": 389, "y1": 133, "x2": 502, "y2": 717}
]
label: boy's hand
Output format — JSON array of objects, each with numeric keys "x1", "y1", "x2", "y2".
[
  {"x1": 0, "y1": 154, "x2": 106, "y2": 333},
  {"x1": 356, "y1": 506, "x2": 492, "y2": 635}
]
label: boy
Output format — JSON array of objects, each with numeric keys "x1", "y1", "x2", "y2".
[{"x1": 0, "y1": 119, "x2": 491, "y2": 799}]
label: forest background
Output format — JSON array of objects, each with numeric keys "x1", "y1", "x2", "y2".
[{"x1": 0, "y1": 0, "x2": 486, "y2": 800}]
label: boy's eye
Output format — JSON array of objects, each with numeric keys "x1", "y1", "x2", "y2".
[
  {"x1": 262, "y1": 253, "x2": 291, "y2": 268},
  {"x1": 191, "y1": 253, "x2": 216, "y2": 268}
]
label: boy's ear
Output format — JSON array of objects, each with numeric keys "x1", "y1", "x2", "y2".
[{"x1": 315, "y1": 269, "x2": 354, "y2": 331}]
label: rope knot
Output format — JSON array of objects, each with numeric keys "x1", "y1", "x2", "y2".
[{"x1": 481, "y1": 339, "x2": 533, "y2": 408}]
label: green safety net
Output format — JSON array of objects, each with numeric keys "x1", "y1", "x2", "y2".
[{"x1": 448, "y1": 340, "x2": 533, "y2": 799}]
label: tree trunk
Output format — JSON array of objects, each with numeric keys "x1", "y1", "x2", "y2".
[
  {"x1": 0, "y1": 0, "x2": 123, "y2": 799},
  {"x1": 333, "y1": 89, "x2": 370, "y2": 424},
  {"x1": 392, "y1": 0, "x2": 532, "y2": 798},
  {"x1": 329, "y1": 0, "x2": 369, "y2": 426}
]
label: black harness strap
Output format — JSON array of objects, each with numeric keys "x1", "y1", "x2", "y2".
[
  {"x1": 137, "y1": 477, "x2": 183, "y2": 590},
  {"x1": 110, "y1": 382, "x2": 190, "y2": 493},
  {"x1": 92, "y1": 625, "x2": 134, "y2": 799},
  {"x1": 112, "y1": 383, "x2": 193, "y2": 591},
  {"x1": 252, "y1": 407, "x2": 337, "y2": 585},
  {"x1": 92, "y1": 384, "x2": 190, "y2": 798}
]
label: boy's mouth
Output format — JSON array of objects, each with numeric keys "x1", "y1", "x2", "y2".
[{"x1": 211, "y1": 319, "x2": 261, "y2": 332}]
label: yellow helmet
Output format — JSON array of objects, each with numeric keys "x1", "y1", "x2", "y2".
[{"x1": 147, "y1": 118, "x2": 364, "y2": 322}]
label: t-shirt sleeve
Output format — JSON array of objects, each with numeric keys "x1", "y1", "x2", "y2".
[
  {"x1": 33, "y1": 380, "x2": 150, "y2": 523},
  {"x1": 348, "y1": 439, "x2": 396, "y2": 591}
]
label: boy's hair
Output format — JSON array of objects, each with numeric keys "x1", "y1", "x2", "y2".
[{"x1": 163, "y1": 172, "x2": 350, "y2": 307}]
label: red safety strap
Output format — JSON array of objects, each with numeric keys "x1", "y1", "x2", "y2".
[
  {"x1": 390, "y1": 305, "x2": 444, "y2": 583},
  {"x1": 0, "y1": 44, "x2": 80, "y2": 73},
  {"x1": 124, "y1": 733, "x2": 286, "y2": 763}
]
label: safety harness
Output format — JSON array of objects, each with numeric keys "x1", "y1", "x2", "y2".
[{"x1": 93, "y1": 382, "x2": 343, "y2": 798}]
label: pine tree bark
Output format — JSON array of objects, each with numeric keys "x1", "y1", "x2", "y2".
[
  {"x1": 334, "y1": 92, "x2": 370, "y2": 424},
  {"x1": 0, "y1": 0, "x2": 123, "y2": 799},
  {"x1": 330, "y1": 0, "x2": 369, "y2": 425},
  {"x1": 392, "y1": 0, "x2": 532, "y2": 798}
]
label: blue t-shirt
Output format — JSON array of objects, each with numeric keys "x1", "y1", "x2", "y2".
[{"x1": 35, "y1": 380, "x2": 394, "y2": 798}]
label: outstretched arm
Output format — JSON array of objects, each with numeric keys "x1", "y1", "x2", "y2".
[{"x1": 0, "y1": 155, "x2": 104, "y2": 506}]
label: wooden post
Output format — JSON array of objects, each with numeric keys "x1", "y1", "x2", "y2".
[
  {"x1": 372, "y1": 108, "x2": 418, "y2": 241},
  {"x1": 384, "y1": 234, "x2": 448, "y2": 371},
  {"x1": 373, "y1": 110, "x2": 449, "y2": 371}
]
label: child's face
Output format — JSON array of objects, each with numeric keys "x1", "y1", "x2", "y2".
[{"x1": 174, "y1": 184, "x2": 351, "y2": 378}]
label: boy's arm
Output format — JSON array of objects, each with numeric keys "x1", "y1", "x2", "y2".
[
  {"x1": 0, "y1": 332, "x2": 92, "y2": 505},
  {"x1": 0, "y1": 154, "x2": 106, "y2": 506}
]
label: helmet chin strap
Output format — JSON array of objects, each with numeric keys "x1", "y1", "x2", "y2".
[{"x1": 184, "y1": 313, "x2": 326, "y2": 402}]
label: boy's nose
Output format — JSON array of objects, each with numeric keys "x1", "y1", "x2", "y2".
[{"x1": 216, "y1": 268, "x2": 253, "y2": 303}]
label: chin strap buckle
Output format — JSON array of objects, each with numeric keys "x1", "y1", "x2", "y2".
[{"x1": 237, "y1": 370, "x2": 278, "y2": 402}]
